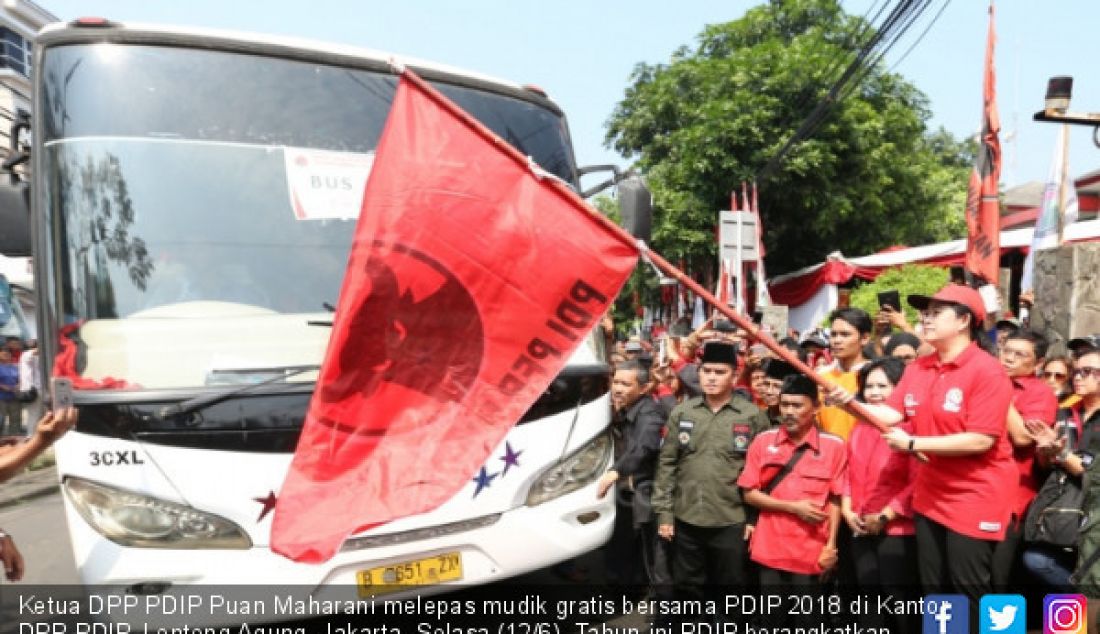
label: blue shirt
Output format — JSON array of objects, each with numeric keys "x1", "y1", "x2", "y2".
[{"x1": 0, "y1": 363, "x2": 18, "y2": 401}]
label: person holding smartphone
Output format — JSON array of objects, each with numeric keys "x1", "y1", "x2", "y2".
[{"x1": 873, "y1": 290, "x2": 919, "y2": 356}]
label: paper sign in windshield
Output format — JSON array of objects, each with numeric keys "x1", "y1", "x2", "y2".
[{"x1": 284, "y1": 148, "x2": 375, "y2": 220}]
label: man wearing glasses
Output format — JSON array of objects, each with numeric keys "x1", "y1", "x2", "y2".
[{"x1": 992, "y1": 329, "x2": 1058, "y2": 589}]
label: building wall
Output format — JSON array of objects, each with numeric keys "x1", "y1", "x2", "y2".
[{"x1": 1, "y1": 0, "x2": 57, "y2": 160}]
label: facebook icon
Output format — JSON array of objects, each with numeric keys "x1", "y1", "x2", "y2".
[{"x1": 924, "y1": 595, "x2": 969, "y2": 634}]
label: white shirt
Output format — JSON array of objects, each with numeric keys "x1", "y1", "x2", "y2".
[{"x1": 18, "y1": 349, "x2": 38, "y2": 392}]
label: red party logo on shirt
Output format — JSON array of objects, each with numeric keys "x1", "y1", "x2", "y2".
[
  {"x1": 904, "y1": 393, "x2": 919, "y2": 417},
  {"x1": 942, "y1": 387, "x2": 964, "y2": 413}
]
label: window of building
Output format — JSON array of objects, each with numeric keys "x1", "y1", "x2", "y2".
[{"x1": 0, "y1": 27, "x2": 31, "y2": 77}]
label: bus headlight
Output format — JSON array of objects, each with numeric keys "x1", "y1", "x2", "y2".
[
  {"x1": 63, "y1": 477, "x2": 252, "y2": 549},
  {"x1": 525, "y1": 431, "x2": 612, "y2": 506}
]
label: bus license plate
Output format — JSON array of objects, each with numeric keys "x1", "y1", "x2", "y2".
[{"x1": 356, "y1": 552, "x2": 463, "y2": 597}]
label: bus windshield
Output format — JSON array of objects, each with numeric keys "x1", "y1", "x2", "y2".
[{"x1": 40, "y1": 43, "x2": 578, "y2": 390}]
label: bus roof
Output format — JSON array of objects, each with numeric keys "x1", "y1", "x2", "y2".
[{"x1": 36, "y1": 20, "x2": 564, "y2": 116}]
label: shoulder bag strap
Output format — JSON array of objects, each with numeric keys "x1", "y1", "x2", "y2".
[{"x1": 762, "y1": 444, "x2": 811, "y2": 495}]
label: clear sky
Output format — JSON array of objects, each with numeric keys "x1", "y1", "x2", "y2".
[{"x1": 39, "y1": 0, "x2": 1100, "y2": 192}]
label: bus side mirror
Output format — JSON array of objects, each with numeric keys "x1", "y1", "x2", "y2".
[
  {"x1": 617, "y1": 175, "x2": 652, "y2": 244},
  {"x1": 0, "y1": 178, "x2": 31, "y2": 257}
]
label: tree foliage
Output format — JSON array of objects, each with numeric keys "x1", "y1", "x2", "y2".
[
  {"x1": 605, "y1": 0, "x2": 974, "y2": 277},
  {"x1": 847, "y1": 264, "x2": 950, "y2": 326}
]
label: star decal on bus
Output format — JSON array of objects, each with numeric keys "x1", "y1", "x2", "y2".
[
  {"x1": 472, "y1": 467, "x2": 498, "y2": 498},
  {"x1": 500, "y1": 442, "x2": 523, "y2": 475},
  {"x1": 254, "y1": 491, "x2": 278, "y2": 523}
]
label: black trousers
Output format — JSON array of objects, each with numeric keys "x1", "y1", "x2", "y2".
[
  {"x1": 757, "y1": 566, "x2": 817, "y2": 587},
  {"x1": 672, "y1": 519, "x2": 747, "y2": 601},
  {"x1": 604, "y1": 501, "x2": 641, "y2": 587},
  {"x1": 915, "y1": 514, "x2": 997, "y2": 632},
  {"x1": 639, "y1": 520, "x2": 674, "y2": 599},
  {"x1": 991, "y1": 514, "x2": 1023, "y2": 590},
  {"x1": 852, "y1": 533, "x2": 918, "y2": 589},
  {"x1": 852, "y1": 534, "x2": 919, "y2": 634},
  {"x1": 758, "y1": 567, "x2": 819, "y2": 630}
]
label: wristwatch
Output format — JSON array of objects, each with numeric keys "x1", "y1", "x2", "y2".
[
  {"x1": 1054, "y1": 446, "x2": 1071, "y2": 465},
  {"x1": 878, "y1": 513, "x2": 890, "y2": 526}
]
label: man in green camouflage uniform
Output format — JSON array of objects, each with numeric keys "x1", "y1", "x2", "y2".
[{"x1": 653, "y1": 341, "x2": 771, "y2": 599}]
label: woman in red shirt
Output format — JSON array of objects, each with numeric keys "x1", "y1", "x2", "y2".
[
  {"x1": 833, "y1": 284, "x2": 1015, "y2": 606},
  {"x1": 843, "y1": 356, "x2": 918, "y2": 589}
]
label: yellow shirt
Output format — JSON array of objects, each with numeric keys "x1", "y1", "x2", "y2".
[{"x1": 816, "y1": 363, "x2": 864, "y2": 441}]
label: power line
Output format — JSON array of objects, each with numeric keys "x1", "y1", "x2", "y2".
[
  {"x1": 756, "y1": 0, "x2": 943, "y2": 183},
  {"x1": 838, "y1": 0, "x2": 935, "y2": 103},
  {"x1": 783, "y1": 0, "x2": 889, "y2": 126},
  {"x1": 783, "y1": 0, "x2": 893, "y2": 124},
  {"x1": 888, "y1": 0, "x2": 953, "y2": 72}
]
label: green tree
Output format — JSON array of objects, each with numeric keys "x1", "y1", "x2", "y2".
[
  {"x1": 605, "y1": 0, "x2": 973, "y2": 276},
  {"x1": 846, "y1": 264, "x2": 950, "y2": 326}
]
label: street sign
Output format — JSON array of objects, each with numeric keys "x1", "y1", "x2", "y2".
[
  {"x1": 719, "y1": 211, "x2": 758, "y2": 263},
  {"x1": 761, "y1": 304, "x2": 789, "y2": 339}
]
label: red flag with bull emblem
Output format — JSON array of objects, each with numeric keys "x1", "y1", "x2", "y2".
[
  {"x1": 270, "y1": 69, "x2": 638, "y2": 563},
  {"x1": 964, "y1": 3, "x2": 1002, "y2": 286}
]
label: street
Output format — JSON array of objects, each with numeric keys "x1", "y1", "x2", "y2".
[{"x1": 0, "y1": 491, "x2": 80, "y2": 584}]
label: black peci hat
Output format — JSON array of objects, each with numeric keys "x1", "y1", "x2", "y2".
[
  {"x1": 700, "y1": 341, "x2": 738, "y2": 367},
  {"x1": 780, "y1": 373, "x2": 819, "y2": 401},
  {"x1": 762, "y1": 358, "x2": 796, "y2": 381}
]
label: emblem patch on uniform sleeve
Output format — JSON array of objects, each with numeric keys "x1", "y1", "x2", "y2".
[
  {"x1": 676, "y1": 419, "x2": 694, "y2": 446},
  {"x1": 731, "y1": 424, "x2": 751, "y2": 453}
]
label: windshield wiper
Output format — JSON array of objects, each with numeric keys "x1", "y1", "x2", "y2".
[
  {"x1": 159, "y1": 364, "x2": 320, "y2": 418},
  {"x1": 308, "y1": 302, "x2": 336, "y2": 327}
]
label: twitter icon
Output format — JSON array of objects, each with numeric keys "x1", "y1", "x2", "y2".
[{"x1": 981, "y1": 594, "x2": 1026, "y2": 634}]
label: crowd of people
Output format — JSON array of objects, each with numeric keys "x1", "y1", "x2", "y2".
[
  {"x1": 1, "y1": 333, "x2": 75, "y2": 584},
  {"x1": 0, "y1": 336, "x2": 42, "y2": 437},
  {"x1": 598, "y1": 281, "x2": 1100, "y2": 628}
]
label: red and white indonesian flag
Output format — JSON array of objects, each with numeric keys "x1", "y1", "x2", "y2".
[{"x1": 271, "y1": 69, "x2": 638, "y2": 563}]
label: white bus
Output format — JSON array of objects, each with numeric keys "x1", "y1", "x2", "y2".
[{"x1": 14, "y1": 18, "x2": 645, "y2": 596}]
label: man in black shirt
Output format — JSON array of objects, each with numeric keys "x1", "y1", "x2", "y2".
[{"x1": 599, "y1": 360, "x2": 668, "y2": 596}]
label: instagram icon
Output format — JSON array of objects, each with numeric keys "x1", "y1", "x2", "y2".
[{"x1": 1045, "y1": 594, "x2": 1087, "y2": 634}]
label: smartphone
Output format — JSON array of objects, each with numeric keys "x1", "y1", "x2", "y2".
[
  {"x1": 877, "y1": 290, "x2": 901, "y2": 312},
  {"x1": 51, "y1": 377, "x2": 74, "y2": 409}
]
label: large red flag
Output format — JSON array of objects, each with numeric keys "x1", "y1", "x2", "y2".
[
  {"x1": 964, "y1": 3, "x2": 1002, "y2": 286},
  {"x1": 271, "y1": 69, "x2": 638, "y2": 563}
]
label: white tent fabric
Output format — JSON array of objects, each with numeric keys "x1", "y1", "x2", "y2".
[
  {"x1": 789, "y1": 284, "x2": 838, "y2": 335},
  {"x1": 771, "y1": 218, "x2": 1100, "y2": 286}
]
